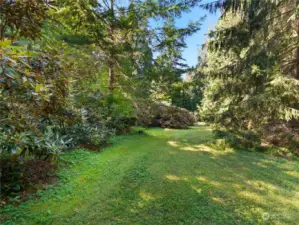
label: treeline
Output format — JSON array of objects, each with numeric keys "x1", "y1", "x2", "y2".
[
  {"x1": 197, "y1": 0, "x2": 299, "y2": 154},
  {"x1": 0, "y1": 0, "x2": 203, "y2": 198},
  {"x1": 2, "y1": 0, "x2": 298, "y2": 201}
]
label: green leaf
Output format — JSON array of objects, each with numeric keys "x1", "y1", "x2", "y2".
[{"x1": 0, "y1": 40, "x2": 11, "y2": 48}]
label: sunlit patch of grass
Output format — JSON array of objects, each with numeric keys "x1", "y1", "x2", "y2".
[
  {"x1": 195, "y1": 143, "x2": 213, "y2": 151},
  {"x1": 165, "y1": 174, "x2": 189, "y2": 181},
  {"x1": 285, "y1": 170, "x2": 299, "y2": 179},
  {"x1": 165, "y1": 174, "x2": 181, "y2": 181},
  {"x1": 1, "y1": 125, "x2": 299, "y2": 225},
  {"x1": 139, "y1": 192, "x2": 156, "y2": 201},
  {"x1": 167, "y1": 140, "x2": 179, "y2": 147},
  {"x1": 190, "y1": 185, "x2": 202, "y2": 194}
]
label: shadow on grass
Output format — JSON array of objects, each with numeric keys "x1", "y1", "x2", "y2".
[
  {"x1": 88, "y1": 128, "x2": 299, "y2": 225},
  {"x1": 2, "y1": 125, "x2": 298, "y2": 225}
]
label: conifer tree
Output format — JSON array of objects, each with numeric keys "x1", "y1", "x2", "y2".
[{"x1": 200, "y1": 0, "x2": 299, "y2": 131}]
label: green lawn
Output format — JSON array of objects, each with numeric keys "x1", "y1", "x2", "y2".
[{"x1": 1, "y1": 125, "x2": 299, "y2": 225}]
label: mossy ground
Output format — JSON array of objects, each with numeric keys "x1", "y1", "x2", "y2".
[{"x1": 1, "y1": 125, "x2": 299, "y2": 224}]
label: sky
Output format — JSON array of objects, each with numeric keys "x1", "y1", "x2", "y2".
[
  {"x1": 149, "y1": 5, "x2": 220, "y2": 68},
  {"x1": 116, "y1": 0, "x2": 220, "y2": 68},
  {"x1": 176, "y1": 8, "x2": 220, "y2": 67}
]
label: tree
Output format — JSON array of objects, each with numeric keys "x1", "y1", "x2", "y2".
[
  {"x1": 56, "y1": 0, "x2": 204, "y2": 110},
  {"x1": 200, "y1": 0, "x2": 299, "y2": 131}
]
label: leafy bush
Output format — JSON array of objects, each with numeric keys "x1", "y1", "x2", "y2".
[
  {"x1": 0, "y1": 123, "x2": 114, "y2": 199},
  {"x1": 0, "y1": 129, "x2": 72, "y2": 161},
  {"x1": 208, "y1": 138, "x2": 232, "y2": 151},
  {"x1": 261, "y1": 121, "x2": 299, "y2": 156},
  {"x1": 135, "y1": 101, "x2": 196, "y2": 129},
  {"x1": 213, "y1": 130, "x2": 262, "y2": 150},
  {"x1": 107, "y1": 117, "x2": 136, "y2": 134},
  {"x1": 62, "y1": 124, "x2": 114, "y2": 146},
  {"x1": 0, "y1": 158, "x2": 57, "y2": 200}
]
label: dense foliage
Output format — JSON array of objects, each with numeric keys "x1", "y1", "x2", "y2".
[
  {"x1": 0, "y1": 0, "x2": 201, "y2": 199},
  {"x1": 136, "y1": 101, "x2": 196, "y2": 129},
  {"x1": 199, "y1": 0, "x2": 299, "y2": 153}
]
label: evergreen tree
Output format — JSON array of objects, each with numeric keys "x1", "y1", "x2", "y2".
[{"x1": 200, "y1": 0, "x2": 299, "y2": 131}]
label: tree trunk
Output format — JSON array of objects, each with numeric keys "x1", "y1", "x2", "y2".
[
  {"x1": 296, "y1": 22, "x2": 299, "y2": 79},
  {"x1": 295, "y1": 1, "x2": 299, "y2": 79},
  {"x1": 107, "y1": 0, "x2": 115, "y2": 117},
  {"x1": 108, "y1": 59, "x2": 115, "y2": 116}
]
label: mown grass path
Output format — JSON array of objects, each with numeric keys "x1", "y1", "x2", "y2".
[{"x1": 1, "y1": 125, "x2": 299, "y2": 225}]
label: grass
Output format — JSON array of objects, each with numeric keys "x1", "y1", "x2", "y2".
[{"x1": 1, "y1": 124, "x2": 299, "y2": 225}]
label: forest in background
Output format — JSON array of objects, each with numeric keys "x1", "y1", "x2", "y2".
[{"x1": 1, "y1": 0, "x2": 299, "y2": 205}]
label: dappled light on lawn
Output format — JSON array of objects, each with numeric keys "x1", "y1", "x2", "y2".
[{"x1": 2, "y1": 125, "x2": 298, "y2": 225}]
